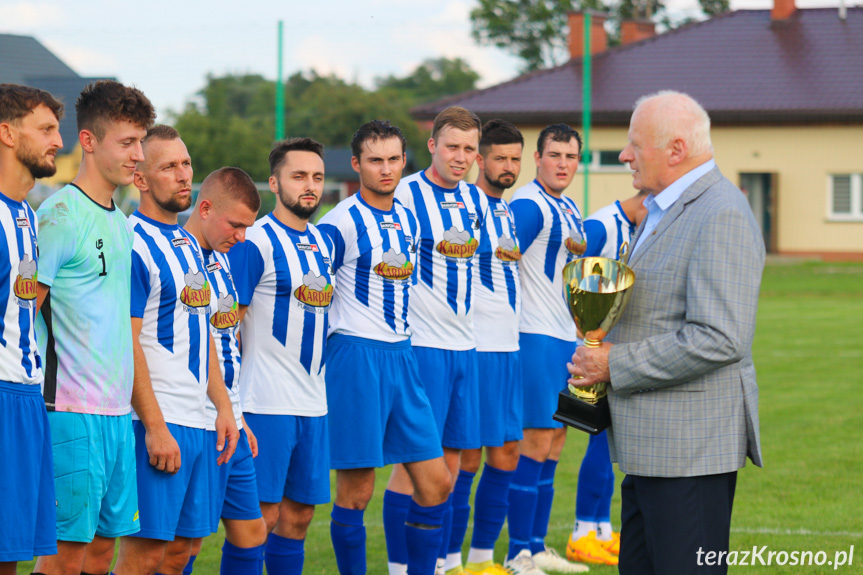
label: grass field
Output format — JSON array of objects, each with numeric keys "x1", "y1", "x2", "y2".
[{"x1": 19, "y1": 261, "x2": 863, "y2": 574}]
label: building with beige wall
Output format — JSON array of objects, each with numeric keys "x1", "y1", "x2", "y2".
[{"x1": 414, "y1": 2, "x2": 863, "y2": 258}]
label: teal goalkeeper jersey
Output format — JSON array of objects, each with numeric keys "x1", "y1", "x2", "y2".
[{"x1": 36, "y1": 184, "x2": 134, "y2": 415}]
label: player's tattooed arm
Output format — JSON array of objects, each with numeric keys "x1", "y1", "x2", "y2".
[
  {"x1": 207, "y1": 332, "x2": 239, "y2": 466},
  {"x1": 130, "y1": 317, "x2": 182, "y2": 474}
]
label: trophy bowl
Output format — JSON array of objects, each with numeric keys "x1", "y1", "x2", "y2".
[{"x1": 553, "y1": 257, "x2": 636, "y2": 435}]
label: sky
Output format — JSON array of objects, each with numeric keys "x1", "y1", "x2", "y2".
[{"x1": 0, "y1": 0, "x2": 850, "y2": 120}]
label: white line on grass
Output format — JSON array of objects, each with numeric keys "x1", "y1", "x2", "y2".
[{"x1": 730, "y1": 527, "x2": 862, "y2": 538}]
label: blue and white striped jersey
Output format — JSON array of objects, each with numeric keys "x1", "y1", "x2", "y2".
[
  {"x1": 583, "y1": 200, "x2": 635, "y2": 261},
  {"x1": 317, "y1": 193, "x2": 418, "y2": 343},
  {"x1": 394, "y1": 171, "x2": 488, "y2": 350},
  {"x1": 473, "y1": 195, "x2": 521, "y2": 352},
  {"x1": 510, "y1": 179, "x2": 585, "y2": 342},
  {"x1": 130, "y1": 211, "x2": 211, "y2": 429},
  {"x1": 228, "y1": 215, "x2": 334, "y2": 417},
  {"x1": 0, "y1": 192, "x2": 42, "y2": 385},
  {"x1": 201, "y1": 248, "x2": 243, "y2": 430}
]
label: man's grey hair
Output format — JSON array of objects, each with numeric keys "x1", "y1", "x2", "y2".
[{"x1": 634, "y1": 90, "x2": 713, "y2": 157}]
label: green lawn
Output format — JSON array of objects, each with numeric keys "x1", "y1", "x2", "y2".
[{"x1": 19, "y1": 261, "x2": 863, "y2": 574}]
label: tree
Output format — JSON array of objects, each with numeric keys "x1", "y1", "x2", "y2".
[
  {"x1": 173, "y1": 74, "x2": 274, "y2": 182},
  {"x1": 171, "y1": 65, "x2": 463, "y2": 182},
  {"x1": 470, "y1": 0, "x2": 604, "y2": 72},
  {"x1": 698, "y1": 0, "x2": 730, "y2": 16},
  {"x1": 471, "y1": 0, "x2": 727, "y2": 72},
  {"x1": 376, "y1": 57, "x2": 480, "y2": 104},
  {"x1": 616, "y1": 0, "x2": 665, "y2": 21}
]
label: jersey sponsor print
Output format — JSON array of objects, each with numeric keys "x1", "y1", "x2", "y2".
[
  {"x1": 130, "y1": 211, "x2": 211, "y2": 428},
  {"x1": 509, "y1": 179, "x2": 585, "y2": 341},
  {"x1": 228, "y1": 215, "x2": 334, "y2": 416},
  {"x1": 473, "y1": 195, "x2": 521, "y2": 352},
  {"x1": 394, "y1": 171, "x2": 489, "y2": 350},
  {"x1": 317, "y1": 193, "x2": 418, "y2": 342},
  {"x1": 202, "y1": 249, "x2": 243, "y2": 430},
  {"x1": 0, "y1": 190, "x2": 42, "y2": 384}
]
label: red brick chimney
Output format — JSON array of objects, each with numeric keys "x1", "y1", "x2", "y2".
[
  {"x1": 568, "y1": 11, "x2": 608, "y2": 59},
  {"x1": 620, "y1": 19, "x2": 656, "y2": 45},
  {"x1": 772, "y1": 0, "x2": 796, "y2": 20}
]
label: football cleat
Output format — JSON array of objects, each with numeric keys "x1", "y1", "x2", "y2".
[
  {"x1": 532, "y1": 548, "x2": 590, "y2": 573},
  {"x1": 464, "y1": 560, "x2": 514, "y2": 574},
  {"x1": 504, "y1": 550, "x2": 549, "y2": 575},
  {"x1": 566, "y1": 531, "x2": 618, "y2": 566}
]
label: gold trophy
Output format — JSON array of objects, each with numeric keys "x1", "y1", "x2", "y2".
[{"x1": 553, "y1": 250, "x2": 636, "y2": 434}]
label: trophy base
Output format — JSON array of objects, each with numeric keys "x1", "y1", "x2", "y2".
[{"x1": 553, "y1": 389, "x2": 611, "y2": 435}]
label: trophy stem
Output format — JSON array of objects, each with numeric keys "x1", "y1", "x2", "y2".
[{"x1": 568, "y1": 337, "x2": 606, "y2": 403}]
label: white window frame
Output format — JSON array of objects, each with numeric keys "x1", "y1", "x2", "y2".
[{"x1": 827, "y1": 174, "x2": 863, "y2": 222}]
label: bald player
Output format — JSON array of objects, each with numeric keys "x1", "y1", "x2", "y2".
[{"x1": 113, "y1": 126, "x2": 238, "y2": 575}]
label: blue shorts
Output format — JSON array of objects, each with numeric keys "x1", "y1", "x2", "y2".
[
  {"x1": 477, "y1": 351, "x2": 523, "y2": 446},
  {"x1": 206, "y1": 428, "x2": 262, "y2": 532},
  {"x1": 0, "y1": 381, "x2": 56, "y2": 561},
  {"x1": 519, "y1": 333, "x2": 577, "y2": 429},
  {"x1": 48, "y1": 412, "x2": 139, "y2": 542},
  {"x1": 244, "y1": 413, "x2": 330, "y2": 505},
  {"x1": 413, "y1": 346, "x2": 480, "y2": 450},
  {"x1": 131, "y1": 421, "x2": 210, "y2": 540},
  {"x1": 326, "y1": 334, "x2": 443, "y2": 469}
]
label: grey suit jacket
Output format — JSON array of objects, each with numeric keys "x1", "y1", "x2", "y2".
[{"x1": 606, "y1": 166, "x2": 765, "y2": 478}]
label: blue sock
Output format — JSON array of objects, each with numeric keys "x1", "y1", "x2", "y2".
[
  {"x1": 264, "y1": 532, "x2": 304, "y2": 575},
  {"x1": 405, "y1": 499, "x2": 448, "y2": 575},
  {"x1": 530, "y1": 458, "x2": 558, "y2": 554},
  {"x1": 448, "y1": 469, "x2": 476, "y2": 554},
  {"x1": 471, "y1": 463, "x2": 515, "y2": 550},
  {"x1": 182, "y1": 554, "x2": 196, "y2": 575},
  {"x1": 577, "y1": 431, "x2": 614, "y2": 524},
  {"x1": 383, "y1": 489, "x2": 412, "y2": 567},
  {"x1": 507, "y1": 455, "x2": 543, "y2": 560},
  {"x1": 438, "y1": 493, "x2": 454, "y2": 560},
  {"x1": 221, "y1": 540, "x2": 264, "y2": 575},
  {"x1": 331, "y1": 505, "x2": 367, "y2": 575}
]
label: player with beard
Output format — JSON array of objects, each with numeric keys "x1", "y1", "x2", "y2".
[
  {"x1": 448, "y1": 120, "x2": 534, "y2": 575},
  {"x1": 182, "y1": 167, "x2": 266, "y2": 575},
  {"x1": 0, "y1": 83, "x2": 63, "y2": 575},
  {"x1": 317, "y1": 121, "x2": 451, "y2": 575},
  {"x1": 34, "y1": 80, "x2": 155, "y2": 575},
  {"x1": 113, "y1": 125, "x2": 239, "y2": 575},
  {"x1": 227, "y1": 138, "x2": 334, "y2": 575}
]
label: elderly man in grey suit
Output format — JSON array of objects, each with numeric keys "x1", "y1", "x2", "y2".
[{"x1": 567, "y1": 90, "x2": 764, "y2": 575}]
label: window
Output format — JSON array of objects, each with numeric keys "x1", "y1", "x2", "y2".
[
  {"x1": 582, "y1": 150, "x2": 628, "y2": 172},
  {"x1": 829, "y1": 174, "x2": 863, "y2": 220}
]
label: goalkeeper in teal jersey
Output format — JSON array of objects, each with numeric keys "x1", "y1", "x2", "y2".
[{"x1": 34, "y1": 80, "x2": 155, "y2": 575}]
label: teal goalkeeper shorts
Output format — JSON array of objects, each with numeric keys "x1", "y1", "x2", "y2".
[{"x1": 47, "y1": 411, "x2": 140, "y2": 542}]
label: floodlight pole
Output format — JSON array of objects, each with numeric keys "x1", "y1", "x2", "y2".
[
  {"x1": 276, "y1": 20, "x2": 285, "y2": 141},
  {"x1": 582, "y1": 12, "x2": 592, "y2": 215}
]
